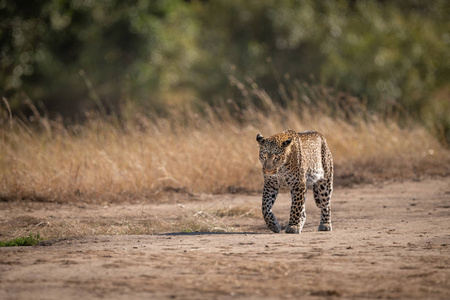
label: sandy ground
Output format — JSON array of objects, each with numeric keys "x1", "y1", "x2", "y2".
[{"x1": 1, "y1": 177, "x2": 450, "y2": 299}]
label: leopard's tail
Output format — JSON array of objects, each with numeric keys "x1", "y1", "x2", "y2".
[{"x1": 321, "y1": 135, "x2": 334, "y2": 181}]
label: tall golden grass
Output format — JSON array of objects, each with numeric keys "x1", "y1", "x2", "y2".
[{"x1": 1, "y1": 83, "x2": 449, "y2": 204}]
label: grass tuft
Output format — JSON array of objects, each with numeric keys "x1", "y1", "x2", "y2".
[
  {"x1": 212, "y1": 205, "x2": 259, "y2": 218},
  {"x1": 0, "y1": 234, "x2": 42, "y2": 247}
]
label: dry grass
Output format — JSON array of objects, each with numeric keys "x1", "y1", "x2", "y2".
[
  {"x1": 1, "y1": 83, "x2": 449, "y2": 205},
  {"x1": 212, "y1": 205, "x2": 259, "y2": 219},
  {"x1": 0, "y1": 201, "x2": 236, "y2": 240}
]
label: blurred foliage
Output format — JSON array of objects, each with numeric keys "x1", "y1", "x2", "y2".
[{"x1": 1, "y1": 0, "x2": 449, "y2": 142}]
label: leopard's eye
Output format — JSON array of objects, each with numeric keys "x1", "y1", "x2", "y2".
[{"x1": 259, "y1": 153, "x2": 267, "y2": 160}]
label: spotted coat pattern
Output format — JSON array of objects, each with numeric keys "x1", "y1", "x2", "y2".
[{"x1": 256, "y1": 130, "x2": 333, "y2": 233}]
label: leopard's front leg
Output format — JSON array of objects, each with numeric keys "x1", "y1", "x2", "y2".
[
  {"x1": 286, "y1": 182, "x2": 307, "y2": 234},
  {"x1": 261, "y1": 176, "x2": 281, "y2": 233}
]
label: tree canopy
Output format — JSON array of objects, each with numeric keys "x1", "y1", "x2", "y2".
[{"x1": 1, "y1": 0, "x2": 449, "y2": 125}]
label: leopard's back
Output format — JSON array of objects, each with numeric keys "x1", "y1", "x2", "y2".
[{"x1": 293, "y1": 131, "x2": 333, "y2": 185}]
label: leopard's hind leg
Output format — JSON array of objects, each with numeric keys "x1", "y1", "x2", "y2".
[{"x1": 313, "y1": 179, "x2": 332, "y2": 231}]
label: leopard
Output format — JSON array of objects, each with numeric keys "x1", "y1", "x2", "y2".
[{"x1": 256, "y1": 129, "x2": 333, "y2": 234}]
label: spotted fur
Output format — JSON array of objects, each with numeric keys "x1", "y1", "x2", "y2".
[{"x1": 256, "y1": 130, "x2": 333, "y2": 233}]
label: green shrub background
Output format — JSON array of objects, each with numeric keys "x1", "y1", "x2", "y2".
[{"x1": 1, "y1": 0, "x2": 449, "y2": 142}]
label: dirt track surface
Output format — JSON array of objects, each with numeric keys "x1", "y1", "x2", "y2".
[{"x1": 1, "y1": 178, "x2": 450, "y2": 299}]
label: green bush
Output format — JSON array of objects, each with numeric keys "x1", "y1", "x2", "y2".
[{"x1": 1, "y1": 0, "x2": 449, "y2": 142}]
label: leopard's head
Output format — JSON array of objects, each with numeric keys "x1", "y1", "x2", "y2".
[{"x1": 256, "y1": 132, "x2": 293, "y2": 176}]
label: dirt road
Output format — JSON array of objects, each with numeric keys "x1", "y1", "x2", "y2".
[{"x1": 1, "y1": 178, "x2": 449, "y2": 299}]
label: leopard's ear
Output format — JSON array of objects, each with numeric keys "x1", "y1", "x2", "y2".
[
  {"x1": 282, "y1": 138, "x2": 292, "y2": 147},
  {"x1": 256, "y1": 134, "x2": 264, "y2": 144}
]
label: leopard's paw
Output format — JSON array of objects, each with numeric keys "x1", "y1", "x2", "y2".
[
  {"x1": 268, "y1": 222, "x2": 281, "y2": 233},
  {"x1": 285, "y1": 225, "x2": 301, "y2": 234},
  {"x1": 318, "y1": 223, "x2": 332, "y2": 231}
]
